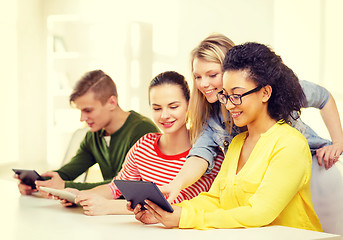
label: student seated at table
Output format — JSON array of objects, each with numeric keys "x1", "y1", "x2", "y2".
[
  {"x1": 60, "y1": 71, "x2": 224, "y2": 216},
  {"x1": 15, "y1": 70, "x2": 158, "y2": 195},
  {"x1": 129, "y1": 42, "x2": 322, "y2": 231}
]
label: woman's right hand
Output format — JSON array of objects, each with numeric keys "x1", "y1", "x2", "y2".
[{"x1": 159, "y1": 181, "x2": 182, "y2": 203}]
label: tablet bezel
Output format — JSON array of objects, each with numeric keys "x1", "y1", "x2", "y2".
[{"x1": 113, "y1": 180, "x2": 174, "y2": 213}]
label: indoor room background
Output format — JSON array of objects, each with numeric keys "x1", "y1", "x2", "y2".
[{"x1": 1, "y1": 0, "x2": 342, "y2": 176}]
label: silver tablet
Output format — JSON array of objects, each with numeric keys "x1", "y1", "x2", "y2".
[{"x1": 39, "y1": 187, "x2": 76, "y2": 203}]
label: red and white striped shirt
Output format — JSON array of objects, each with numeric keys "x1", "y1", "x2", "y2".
[{"x1": 108, "y1": 133, "x2": 224, "y2": 204}]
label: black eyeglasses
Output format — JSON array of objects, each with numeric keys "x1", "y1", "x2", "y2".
[{"x1": 217, "y1": 86, "x2": 262, "y2": 105}]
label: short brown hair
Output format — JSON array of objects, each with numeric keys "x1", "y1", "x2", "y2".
[{"x1": 69, "y1": 70, "x2": 118, "y2": 105}]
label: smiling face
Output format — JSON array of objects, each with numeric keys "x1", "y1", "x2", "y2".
[
  {"x1": 222, "y1": 70, "x2": 268, "y2": 128},
  {"x1": 149, "y1": 84, "x2": 188, "y2": 135},
  {"x1": 193, "y1": 58, "x2": 223, "y2": 103},
  {"x1": 73, "y1": 91, "x2": 115, "y2": 132}
]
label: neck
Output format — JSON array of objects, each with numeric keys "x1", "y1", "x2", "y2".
[
  {"x1": 158, "y1": 126, "x2": 191, "y2": 155},
  {"x1": 104, "y1": 107, "x2": 130, "y2": 135},
  {"x1": 246, "y1": 110, "x2": 276, "y2": 139}
]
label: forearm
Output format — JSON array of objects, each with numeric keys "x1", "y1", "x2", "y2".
[
  {"x1": 83, "y1": 184, "x2": 114, "y2": 199},
  {"x1": 107, "y1": 199, "x2": 133, "y2": 215},
  {"x1": 320, "y1": 95, "x2": 343, "y2": 144},
  {"x1": 170, "y1": 156, "x2": 208, "y2": 190}
]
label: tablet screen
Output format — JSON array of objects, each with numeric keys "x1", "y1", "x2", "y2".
[{"x1": 113, "y1": 180, "x2": 174, "y2": 213}]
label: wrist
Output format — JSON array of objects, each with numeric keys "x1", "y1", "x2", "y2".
[
  {"x1": 332, "y1": 140, "x2": 343, "y2": 146},
  {"x1": 169, "y1": 178, "x2": 184, "y2": 190}
]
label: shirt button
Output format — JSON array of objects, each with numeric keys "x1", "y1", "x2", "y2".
[{"x1": 223, "y1": 141, "x2": 229, "y2": 147}]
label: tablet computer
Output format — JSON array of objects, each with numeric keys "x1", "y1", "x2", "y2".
[
  {"x1": 12, "y1": 169, "x2": 45, "y2": 189},
  {"x1": 39, "y1": 187, "x2": 77, "y2": 203},
  {"x1": 113, "y1": 180, "x2": 174, "y2": 213}
]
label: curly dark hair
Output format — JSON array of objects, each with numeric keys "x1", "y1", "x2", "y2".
[{"x1": 223, "y1": 42, "x2": 305, "y2": 122}]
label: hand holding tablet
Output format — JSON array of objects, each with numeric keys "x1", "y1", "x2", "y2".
[
  {"x1": 12, "y1": 169, "x2": 45, "y2": 189},
  {"x1": 113, "y1": 180, "x2": 174, "y2": 213}
]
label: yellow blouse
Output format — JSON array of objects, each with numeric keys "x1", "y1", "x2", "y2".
[{"x1": 177, "y1": 122, "x2": 322, "y2": 231}]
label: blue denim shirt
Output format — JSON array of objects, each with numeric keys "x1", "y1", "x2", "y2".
[{"x1": 188, "y1": 80, "x2": 332, "y2": 172}]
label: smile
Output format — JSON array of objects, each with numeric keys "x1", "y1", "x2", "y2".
[
  {"x1": 204, "y1": 89, "x2": 216, "y2": 95},
  {"x1": 230, "y1": 111, "x2": 242, "y2": 118},
  {"x1": 161, "y1": 120, "x2": 176, "y2": 128}
]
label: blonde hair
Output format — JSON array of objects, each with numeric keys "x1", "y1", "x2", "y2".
[{"x1": 187, "y1": 33, "x2": 235, "y2": 143}]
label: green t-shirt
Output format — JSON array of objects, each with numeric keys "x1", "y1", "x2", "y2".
[{"x1": 56, "y1": 111, "x2": 159, "y2": 190}]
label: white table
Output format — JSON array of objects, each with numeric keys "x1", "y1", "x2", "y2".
[{"x1": 1, "y1": 179, "x2": 341, "y2": 240}]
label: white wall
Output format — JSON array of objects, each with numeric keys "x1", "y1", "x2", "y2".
[
  {"x1": 3, "y1": 0, "x2": 342, "y2": 167},
  {"x1": 273, "y1": 0, "x2": 343, "y2": 140},
  {"x1": 0, "y1": 0, "x2": 19, "y2": 164},
  {"x1": 17, "y1": 0, "x2": 47, "y2": 164},
  {"x1": 42, "y1": 0, "x2": 275, "y2": 113}
]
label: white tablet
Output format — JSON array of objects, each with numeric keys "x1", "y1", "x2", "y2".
[{"x1": 39, "y1": 187, "x2": 76, "y2": 203}]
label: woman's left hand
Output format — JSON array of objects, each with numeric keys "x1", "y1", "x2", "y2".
[
  {"x1": 316, "y1": 142, "x2": 343, "y2": 169},
  {"x1": 143, "y1": 200, "x2": 181, "y2": 228}
]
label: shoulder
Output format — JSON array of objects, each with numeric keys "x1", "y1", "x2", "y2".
[
  {"x1": 274, "y1": 123, "x2": 309, "y2": 150},
  {"x1": 132, "y1": 132, "x2": 161, "y2": 147},
  {"x1": 128, "y1": 111, "x2": 151, "y2": 122},
  {"x1": 127, "y1": 111, "x2": 158, "y2": 129},
  {"x1": 139, "y1": 132, "x2": 160, "y2": 142}
]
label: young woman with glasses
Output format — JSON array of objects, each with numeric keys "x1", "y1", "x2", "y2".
[{"x1": 131, "y1": 42, "x2": 323, "y2": 231}]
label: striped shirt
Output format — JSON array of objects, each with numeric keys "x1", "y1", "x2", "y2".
[{"x1": 108, "y1": 133, "x2": 224, "y2": 204}]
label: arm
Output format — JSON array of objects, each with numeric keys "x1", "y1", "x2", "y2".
[
  {"x1": 61, "y1": 116, "x2": 157, "y2": 190},
  {"x1": 161, "y1": 123, "x2": 220, "y2": 202},
  {"x1": 73, "y1": 184, "x2": 130, "y2": 215},
  {"x1": 300, "y1": 80, "x2": 330, "y2": 109},
  {"x1": 56, "y1": 131, "x2": 113, "y2": 190},
  {"x1": 300, "y1": 80, "x2": 343, "y2": 168},
  {"x1": 74, "y1": 136, "x2": 144, "y2": 215},
  {"x1": 162, "y1": 156, "x2": 208, "y2": 202},
  {"x1": 72, "y1": 184, "x2": 132, "y2": 216},
  {"x1": 316, "y1": 94, "x2": 343, "y2": 168},
  {"x1": 56, "y1": 133, "x2": 97, "y2": 184}
]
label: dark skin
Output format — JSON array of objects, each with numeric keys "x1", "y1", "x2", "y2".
[{"x1": 127, "y1": 200, "x2": 182, "y2": 228}]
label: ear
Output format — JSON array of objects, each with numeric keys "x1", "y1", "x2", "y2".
[
  {"x1": 261, "y1": 85, "x2": 272, "y2": 103},
  {"x1": 106, "y1": 95, "x2": 118, "y2": 110}
]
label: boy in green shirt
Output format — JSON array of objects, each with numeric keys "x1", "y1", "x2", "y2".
[{"x1": 17, "y1": 70, "x2": 158, "y2": 194}]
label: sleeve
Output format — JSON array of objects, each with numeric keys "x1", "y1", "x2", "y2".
[
  {"x1": 56, "y1": 132, "x2": 96, "y2": 182},
  {"x1": 187, "y1": 124, "x2": 220, "y2": 173},
  {"x1": 64, "y1": 179, "x2": 112, "y2": 190},
  {"x1": 300, "y1": 80, "x2": 330, "y2": 109},
  {"x1": 178, "y1": 135, "x2": 311, "y2": 230},
  {"x1": 108, "y1": 136, "x2": 144, "y2": 199}
]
